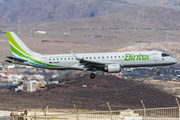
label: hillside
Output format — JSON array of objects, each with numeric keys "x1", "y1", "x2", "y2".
[
  {"x1": 126, "y1": 0, "x2": 180, "y2": 9},
  {"x1": 0, "y1": 74, "x2": 178, "y2": 111},
  {"x1": 1, "y1": 6, "x2": 180, "y2": 61},
  {"x1": 0, "y1": 0, "x2": 132, "y2": 23},
  {"x1": 1, "y1": 0, "x2": 180, "y2": 23}
]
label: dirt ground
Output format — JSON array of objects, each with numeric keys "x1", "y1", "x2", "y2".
[{"x1": 0, "y1": 74, "x2": 179, "y2": 113}]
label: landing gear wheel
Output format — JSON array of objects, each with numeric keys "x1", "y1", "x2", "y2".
[
  {"x1": 90, "y1": 73, "x2": 96, "y2": 79},
  {"x1": 157, "y1": 71, "x2": 160, "y2": 75}
]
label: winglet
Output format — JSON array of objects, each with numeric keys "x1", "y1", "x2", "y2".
[{"x1": 71, "y1": 51, "x2": 81, "y2": 60}]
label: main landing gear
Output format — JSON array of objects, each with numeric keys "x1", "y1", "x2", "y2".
[
  {"x1": 90, "y1": 68, "x2": 96, "y2": 79},
  {"x1": 157, "y1": 67, "x2": 160, "y2": 75}
]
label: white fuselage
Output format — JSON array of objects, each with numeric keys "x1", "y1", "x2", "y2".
[
  {"x1": 25, "y1": 51, "x2": 177, "y2": 71},
  {"x1": 6, "y1": 32, "x2": 178, "y2": 79}
]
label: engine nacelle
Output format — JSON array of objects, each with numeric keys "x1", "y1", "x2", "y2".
[{"x1": 104, "y1": 64, "x2": 121, "y2": 73}]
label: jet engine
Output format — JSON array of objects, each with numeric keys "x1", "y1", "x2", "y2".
[{"x1": 104, "y1": 64, "x2": 121, "y2": 73}]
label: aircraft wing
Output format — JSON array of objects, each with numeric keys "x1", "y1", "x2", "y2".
[{"x1": 71, "y1": 51, "x2": 106, "y2": 69}]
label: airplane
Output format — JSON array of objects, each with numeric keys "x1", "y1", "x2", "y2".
[{"x1": 5, "y1": 32, "x2": 177, "y2": 79}]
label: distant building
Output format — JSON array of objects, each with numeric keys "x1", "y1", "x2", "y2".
[
  {"x1": 35, "y1": 31, "x2": 46, "y2": 34},
  {"x1": 48, "y1": 81, "x2": 59, "y2": 85},
  {"x1": 29, "y1": 81, "x2": 36, "y2": 92},
  {"x1": 27, "y1": 80, "x2": 47, "y2": 92},
  {"x1": 7, "y1": 64, "x2": 15, "y2": 69},
  {"x1": 15, "y1": 85, "x2": 23, "y2": 91}
]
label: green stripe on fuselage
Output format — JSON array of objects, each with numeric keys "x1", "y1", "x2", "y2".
[
  {"x1": 10, "y1": 44, "x2": 30, "y2": 59},
  {"x1": 10, "y1": 44, "x2": 63, "y2": 68}
]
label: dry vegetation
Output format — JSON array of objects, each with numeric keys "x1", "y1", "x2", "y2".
[{"x1": 0, "y1": 74, "x2": 178, "y2": 111}]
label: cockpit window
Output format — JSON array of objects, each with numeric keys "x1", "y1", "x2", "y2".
[{"x1": 162, "y1": 53, "x2": 170, "y2": 57}]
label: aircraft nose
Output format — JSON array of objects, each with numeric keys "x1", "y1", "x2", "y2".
[{"x1": 172, "y1": 58, "x2": 177, "y2": 64}]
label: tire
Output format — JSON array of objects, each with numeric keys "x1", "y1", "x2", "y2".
[
  {"x1": 157, "y1": 71, "x2": 160, "y2": 75},
  {"x1": 90, "y1": 73, "x2": 96, "y2": 79}
]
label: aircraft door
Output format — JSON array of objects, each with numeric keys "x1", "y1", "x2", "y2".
[
  {"x1": 153, "y1": 53, "x2": 158, "y2": 61},
  {"x1": 42, "y1": 57, "x2": 47, "y2": 65}
]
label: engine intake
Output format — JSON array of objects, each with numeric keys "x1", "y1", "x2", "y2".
[{"x1": 104, "y1": 64, "x2": 121, "y2": 73}]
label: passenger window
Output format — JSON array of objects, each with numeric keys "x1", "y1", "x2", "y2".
[
  {"x1": 122, "y1": 56, "x2": 124, "y2": 58},
  {"x1": 65, "y1": 58, "x2": 66, "y2": 60},
  {"x1": 86, "y1": 57, "x2": 88, "y2": 59},
  {"x1": 118, "y1": 56, "x2": 120, "y2": 58},
  {"x1": 57, "y1": 58, "x2": 59, "y2": 60},
  {"x1": 111, "y1": 56, "x2": 113, "y2": 58},
  {"x1": 90, "y1": 57, "x2": 92, "y2": 59},
  {"x1": 94, "y1": 57, "x2": 96, "y2": 59},
  {"x1": 115, "y1": 56, "x2": 116, "y2": 58},
  {"x1": 68, "y1": 58, "x2": 70, "y2": 60},
  {"x1": 72, "y1": 58, "x2": 73, "y2": 60},
  {"x1": 102, "y1": 57, "x2": 104, "y2": 59},
  {"x1": 82, "y1": 57, "x2": 84, "y2": 59},
  {"x1": 107, "y1": 56, "x2": 109, "y2": 58},
  {"x1": 98, "y1": 57, "x2": 100, "y2": 59},
  {"x1": 61, "y1": 58, "x2": 63, "y2": 60},
  {"x1": 49, "y1": 59, "x2": 51, "y2": 61},
  {"x1": 53, "y1": 59, "x2": 55, "y2": 60}
]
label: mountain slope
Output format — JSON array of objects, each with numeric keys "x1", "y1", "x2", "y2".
[
  {"x1": 0, "y1": 0, "x2": 132, "y2": 23},
  {"x1": 0, "y1": 74, "x2": 178, "y2": 110}
]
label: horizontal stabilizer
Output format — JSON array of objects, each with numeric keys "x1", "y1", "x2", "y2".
[
  {"x1": 7, "y1": 56, "x2": 27, "y2": 62},
  {"x1": 5, "y1": 59, "x2": 12, "y2": 63}
]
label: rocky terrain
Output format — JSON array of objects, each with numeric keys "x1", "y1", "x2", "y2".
[
  {"x1": 136, "y1": 78, "x2": 180, "y2": 98},
  {"x1": 0, "y1": 74, "x2": 178, "y2": 111},
  {"x1": 0, "y1": 0, "x2": 132, "y2": 23},
  {"x1": 1, "y1": 5, "x2": 180, "y2": 61},
  {"x1": 1, "y1": 0, "x2": 180, "y2": 23}
]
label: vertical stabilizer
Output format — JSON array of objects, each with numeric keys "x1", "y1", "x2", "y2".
[{"x1": 7, "y1": 32, "x2": 33, "y2": 59}]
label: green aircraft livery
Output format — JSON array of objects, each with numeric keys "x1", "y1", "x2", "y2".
[{"x1": 125, "y1": 53, "x2": 150, "y2": 61}]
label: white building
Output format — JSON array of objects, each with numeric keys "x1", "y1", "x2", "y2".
[
  {"x1": 7, "y1": 64, "x2": 15, "y2": 69},
  {"x1": 7, "y1": 74, "x2": 23, "y2": 82},
  {"x1": 30, "y1": 81, "x2": 36, "y2": 92},
  {"x1": 15, "y1": 85, "x2": 23, "y2": 91},
  {"x1": 35, "y1": 31, "x2": 46, "y2": 34},
  {"x1": 48, "y1": 81, "x2": 59, "y2": 85}
]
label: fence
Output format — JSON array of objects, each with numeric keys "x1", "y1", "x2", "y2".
[{"x1": 9, "y1": 106, "x2": 180, "y2": 120}]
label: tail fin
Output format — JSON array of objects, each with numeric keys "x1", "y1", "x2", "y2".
[{"x1": 7, "y1": 32, "x2": 35, "y2": 59}]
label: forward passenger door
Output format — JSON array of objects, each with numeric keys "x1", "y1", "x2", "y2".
[{"x1": 153, "y1": 53, "x2": 158, "y2": 62}]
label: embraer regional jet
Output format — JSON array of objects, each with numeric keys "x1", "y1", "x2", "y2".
[{"x1": 5, "y1": 32, "x2": 177, "y2": 79}]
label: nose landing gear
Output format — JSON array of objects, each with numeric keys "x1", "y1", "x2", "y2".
[
  {"x1": 157, "y1": 67, "x2": 160, "y2": 75},
  {"x1": 157, "y1": 71, "x2": 160, "y2": 75}
]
